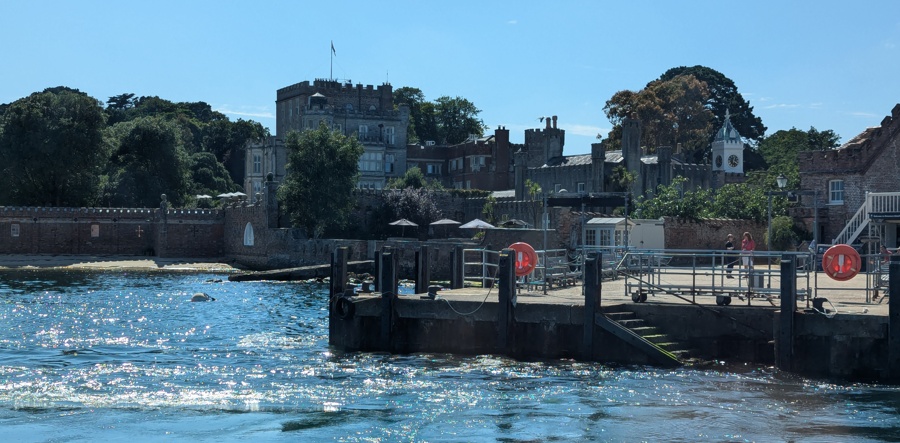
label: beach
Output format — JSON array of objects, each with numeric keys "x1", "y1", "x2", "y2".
[{"x1": 0, "y1": 254, "x2": 239, "y2": 272}]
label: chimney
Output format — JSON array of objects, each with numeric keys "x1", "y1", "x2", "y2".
[
  {"x1": 545, "y1": 117, "x2": 551, "y2": 130},
  {"x1": 552, "y1": 115, "x2": 557, "y2": 129}
]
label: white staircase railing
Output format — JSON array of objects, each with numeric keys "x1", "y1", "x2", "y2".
[{"x1": 832, "y1": 192, "x2": 900, "y2": 245}]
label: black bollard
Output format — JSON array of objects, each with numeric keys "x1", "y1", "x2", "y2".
[
  {"x1": 415, "y1": 245, "x2": 430, "y2": 295},
  {"x1": 777, "y1": 254, "x2": 796, "y2": 371},
  {"x1": 498, "y1": 248, "x2": 516, "y2": 352},
  {"x1": 582, "y1": 253, "x2": 601, "y2": 360},
  {"x1": 451, "y1": 245, "x2": 464, "y2": 289},
  {"x1": 380, "y1": 250, "x2": 397, "y2": 352},
  {"x1": 889, "y1": 255, "x2": 900, "y2": 379}
]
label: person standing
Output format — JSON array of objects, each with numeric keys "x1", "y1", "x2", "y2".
[
  {"x1": 725, "y1": 234, "x2": 736, "y2": 278},
  {"x1": 741, "y1": 232, "x2": 756, "y2": 270}
]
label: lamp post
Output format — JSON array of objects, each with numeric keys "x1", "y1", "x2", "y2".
[{"x1": 767, "y1": 174, "x2": 789, "y2": 251}]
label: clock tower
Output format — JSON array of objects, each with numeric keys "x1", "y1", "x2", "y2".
[{"x1": 711, "y1": 110, "x2": 743, "y2": 174}]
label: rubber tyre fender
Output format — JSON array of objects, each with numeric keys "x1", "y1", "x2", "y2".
[{"x1": 333, "y1": 296, "x2": 355, "y2": 320}]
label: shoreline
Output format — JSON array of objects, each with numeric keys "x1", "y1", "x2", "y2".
[{"x1": 0, "y1": 254, "x2": 240, "y2": 272}]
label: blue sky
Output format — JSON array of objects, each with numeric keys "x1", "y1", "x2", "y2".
[{"x1": 2, "y1": 1, "x2": 899, "y2": 155}]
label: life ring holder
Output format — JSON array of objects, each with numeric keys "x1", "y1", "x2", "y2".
[
  {"x1": 332, "y1": 295, "x2": 356, "y2": 320},
  {"x1": 822, "y1": 244, "x2": 861, "y2": 281},
  {"x1": 509, "y1": 242, "x2": 538, "y2": 277}
]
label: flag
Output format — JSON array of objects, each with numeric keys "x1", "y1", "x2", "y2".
[{"x1": 331, "y1": 41, "x2": 336, "y2": 56}]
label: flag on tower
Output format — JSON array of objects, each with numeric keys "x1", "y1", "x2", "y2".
[{"x1": 331, "y1": 41, "x2": 336, "y2": 56}]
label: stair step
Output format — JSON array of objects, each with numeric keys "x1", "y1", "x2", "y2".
[
  {"x1": 629, "y1": 326, "x2": 660, "y2": 336},
  {"x1": 642, "y1": 334, "x2": 671, "y2": 344},
  {"x1": 605, "y1": 311, "x2": 635, "y2": 321},
  {"x1": 616, "y1": 319, "x2": 645, "y2": 328}
]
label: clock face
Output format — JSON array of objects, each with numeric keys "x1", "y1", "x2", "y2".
[
  {"x1": 715, "y1": 155, "x2": 723, "y2": 168},
  {"x1": 728, "y1": 154, "x2": 739, "y2": 168}
]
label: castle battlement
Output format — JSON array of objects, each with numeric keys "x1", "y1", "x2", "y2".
[{"x1": 798, "y1": 104, "x2": 900, "y2": 174}]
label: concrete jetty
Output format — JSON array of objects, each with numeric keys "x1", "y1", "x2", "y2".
[{"x1": 328, "y1": 246, "x2": 900, "y2": 383}]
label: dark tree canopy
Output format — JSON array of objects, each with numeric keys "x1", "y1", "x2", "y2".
[
  {"x1": 277, "y1": 124, "x2": 364, "y2": 238},
  {"x1": 103, "y1": 116, "x2": 192, "y2": 208},
  {"x1": 393, "y1": 89, "x2": 485, "y2": 145},
  {"x1": 658, "y1": 66, "x2": 766, "y2": 144},
  {"x1": 0, "y1": 88, "x2": 109, "y2": 206}
]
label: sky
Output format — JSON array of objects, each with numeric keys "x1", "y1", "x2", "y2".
[{"x1": 2, "y1": 1, "x2": 899, "y2": 155}]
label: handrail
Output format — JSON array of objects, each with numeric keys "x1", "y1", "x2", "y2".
[{"x1": 832, "y1": 197, "x2": 868, "y2": 245}]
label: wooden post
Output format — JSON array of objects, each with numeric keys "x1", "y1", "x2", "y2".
[
  {"x1": 415, "y1": 245, "x2": 430, "y2": 295},
  {"x1": 583, "y1": 253, "x2": 601, "y2": 359},
  {"x1": 498, "y1": 248, "x2": 515, "y2": 353},
  {"x1": 375, "y1": 245, "x2": 390, "y2": 293},
  {"x1": 889, "y1": 255, "x2": 900, "y2": 379},
  {"x1": 451, "y1": 245, "x2": 464, "y2": 289},
  {"x1": 380, "y1": 249, "x2": 397, "y2": 352},
  {"x1": 777, "y1": 254, "x2": 796, "y2": 371}
]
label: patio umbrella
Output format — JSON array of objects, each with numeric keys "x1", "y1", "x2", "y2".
[
  {"x1": 429, "y1": 218, "x2": 461, "y2": 238},
  {"x1": 389, "y1": 218, "x2": 418, "y2": 237},
  {"x1": 195, "y1": 194, "x2": 213, "y2": 199},
  {"x1": 459, "y1": 218, "x2": 494, "y2": 229}
]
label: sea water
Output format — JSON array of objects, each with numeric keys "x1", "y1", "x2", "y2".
[{"x1": 0, "y1": 269, "x2": 898, "y2": 442}]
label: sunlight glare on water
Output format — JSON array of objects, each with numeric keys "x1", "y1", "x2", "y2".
[{"x1": 0, "y1": 269, "x2": 897, "y2": 442}]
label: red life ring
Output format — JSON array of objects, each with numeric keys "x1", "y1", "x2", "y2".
[
  {"x1": 822, "y1": 244, "x2": 861, "y2": 281},
  {"x1": 509, "y1": 242, "x2": 538, "y2": 277}
]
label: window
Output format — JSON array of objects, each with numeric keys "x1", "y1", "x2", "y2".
[
  {"x1": 252, "y1": 154, "x2": 262, "y2": 174},
  {"x1": 358, "y1": 152, "x2": 384, "y2": 171},
  {"x1": 358, "y1": 125, "x2": 368, "y2": 140},
  {"x1": 90, "y1": 224, "x2": 99, "y2": 238},
  {"x1": 384, "y1": 154, "x2": 395, "y2": 173},
  {"x1": 577, "y1": 182, "x2": 585, "y2": 193},
  {"x1": 333, "y1": 123, "x2": 342, "y2": 133},
  {"x1": 306, "y1": 120, "x2": 314, "y2": 129},
  {"x1": 384, "y1": 126, "x2": 395, "y2": 145},
  {"x1": 829, "y1": 180, "x2": 844, "y2": 204},
  {"x1": 466, "y1": 180, "x2": 471, "y2": 189},
  {"x1": 586, "y1": 229, "x2": 596, "y2": 246},
  {"x1": 453, "y1": 181, "x2": 463, "y2": 189},
  {"x1": 450, "y1": 158, "x2": 463, "y2": 171},
  {"x1": 243, "y1": 223, "x2": 255, "y2": 246},
  {"x1": 10, "y1": 224, "x2": 19, "y2": 237},
  {"x1": 598, "y1": 229, "x2": 612, "y2": 247},
  {"x1": 554, "y1": 183, "x2": 562, "y2": 193},
  {"x1": 426, "y1": 163, "x2": 442, "y2": 175}
]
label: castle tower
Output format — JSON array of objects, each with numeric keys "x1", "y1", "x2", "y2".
[
  {"x1": 621, "y1": 115, "x2": 642, "y2": 197},
  {"x1": 711, "y1": 110, "x2": 744, "y2": 175}
]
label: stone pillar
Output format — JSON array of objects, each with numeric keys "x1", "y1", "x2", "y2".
[
  {"x1": 622, "y1": 115, "x2": 642, "y2": 198},
  {"x1": 591, "y1": 142, "x2": 605, "y2": 193},
  {"x1": 265, "y1": 172, "x2": 279, "y2": 228},
  {"x1": 514, "y1": 150, "x2": 526, "y2": 200}
]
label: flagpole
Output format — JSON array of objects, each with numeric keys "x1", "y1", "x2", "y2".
[{"x1": 330, "y1": 41, "x2": 334, "y2": 81}]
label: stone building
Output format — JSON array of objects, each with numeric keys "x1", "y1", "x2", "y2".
[
  {"x1": 244, "y1": 79, "x2": 410, "y2": 197},
  {"x1": 405, "y1": 126, "x2": 513, "y2": 190},
  {"x1": 797, "y1": 104, "x2": 900, "y2": 247}
]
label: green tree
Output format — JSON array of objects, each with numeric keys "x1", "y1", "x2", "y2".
[
  {"x1": 189, "y1": 152, "x2": 240, "y2": 199},
  {"x1": 387, "y1": 166, "x2": 443, "y2": 190},
  {"x1": 0, "y1": 87, "x2": 109, "y2": 206},
  {"x1": 103, "y1": 116, "x2": 192, "y2": 207},
  {"x1": 434, "y1": 96, "x2": 486, "y2": 144},
  {"x1": 482, "y1": 195, "x2": 498, "y2": 225},
  {"x1": 384, "y1": 187, "x2": 441, "y2": 236},
  {"x1": 710, "y1": 183, "x2": 771, "y2": 222},
  {"x1": 768, "y1": 215, "x2": 799, "y2": 251},
  {"x1": 757, "y1": 127, "x2": 840, "y2": 185},
  {"x1": 393, "y1": 86, "x2": 426, "y2": 143},
  {"x1": 277, "y1": 124, "x2": 364, "y2": 238},
  {"x1": 634, "y1": 177, "x2": 712, "y2": 220},
  {"x1": 658, "y1": 65, "x2": 766, "y2": 145},
  {"x1": 525, "y1": 179, "x2": 542, "y2": 227}
]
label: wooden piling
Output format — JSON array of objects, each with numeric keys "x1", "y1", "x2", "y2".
[
  {"x1": 583, "y1": 253, "x2": 601, "y2": 359},
  {"x1": 329, "y1": 247, "x2": 349, "y2": 346},
  {"x1": 777, "y1": 254, "x2": 796, "y2": 371}
]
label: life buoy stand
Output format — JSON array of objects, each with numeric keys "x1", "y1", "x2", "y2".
[
  {"x1": 509, "y1": 242, "x2": 538, "y2": 277},
  {"x1": 822, "y1": 244, "x2": 861, "y2": 281},
  {"x1": 333, "y1": 295, "x2": 355, "y2": 320}
]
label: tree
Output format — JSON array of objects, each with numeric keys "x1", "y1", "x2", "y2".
[
  {"x1": 757, "y1": 127, "x2": 840, "y2": 185},
  {"x1": 189, "y1": 151, "x2": 240, "y2": 199},
  {"x1": 710, "y1": 183, "x2": 771, "y2": 222},
  {"x1": 393, "y1": 86, "x2": 426, "y2": 144},
  {"x1": 387, "y1": 166, "x2": 443, "y2": 190},
  {"x1": 634, "y1": 177, "x2": 712, "y2": 220},
  {"x1": 277, "y1": 124, "x2": 364, "y2": 238},
  {"x1": 0, "y1": 87, "x2": 109, "y2": 206},
  {"x1": 384, "y1": 187, "x2": 441, "y2": 236},
  {"x1": 434, "y1": 96, "x2": 486, "y2": 144},
  {"x1": 658, "y1": 66, "x2": 767, "y2": 145},
  {"x1": 525, "y1": 179, "x2": 542, "y2": 227},
  {"x1": 604, "y1": 75, "x2": 715, "y2": 162}
]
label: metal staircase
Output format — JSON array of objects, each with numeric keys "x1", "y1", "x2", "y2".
[{"x1": 832, "y1": 192, "x2": 900, "y2": 245}]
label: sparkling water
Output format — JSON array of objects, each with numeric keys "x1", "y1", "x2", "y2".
[{"x1": 0, "y1": 270, "x2": 897, "y2": 442}]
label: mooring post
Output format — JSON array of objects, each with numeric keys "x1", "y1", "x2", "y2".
[
  {"x1": 451, "y1": 245, "x2": 464, "y2": 289},
  {"x1": 375, "y1": 246, "x2": 390, "y2": 293},
  {"x1": 582, "y1": 253, "x2": 601, "y2": 360},
  {"x1": 415, "y1": 245, "x2": 430, "y2": 295},
  {"x1": 498, "y1": 248, "x2": 516, "y2": 352},
  {"x1": 889, "y1": 255, "x2": 900, "y2": 379},
  {"x1": 329, "y1": 247, "x2": 349, "y2": 346},
  {"x1": 777, "y1": 254, "x2": 796, "y2": 371},
  {"x1": 380, "y1": 249, "x2": 397, "y2": 352}
]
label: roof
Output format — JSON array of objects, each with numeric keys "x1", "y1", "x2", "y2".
[
  {"x1": 714, "y1": 111, "x2": 741, "y2": 142},
  {"x1": 586, "y1": 217, "x2": 635, "y2": 226}
]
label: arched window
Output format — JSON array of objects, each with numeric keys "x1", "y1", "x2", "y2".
[{"x1": 243, "y1": 222, "x2": 255, "y2": 246}]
